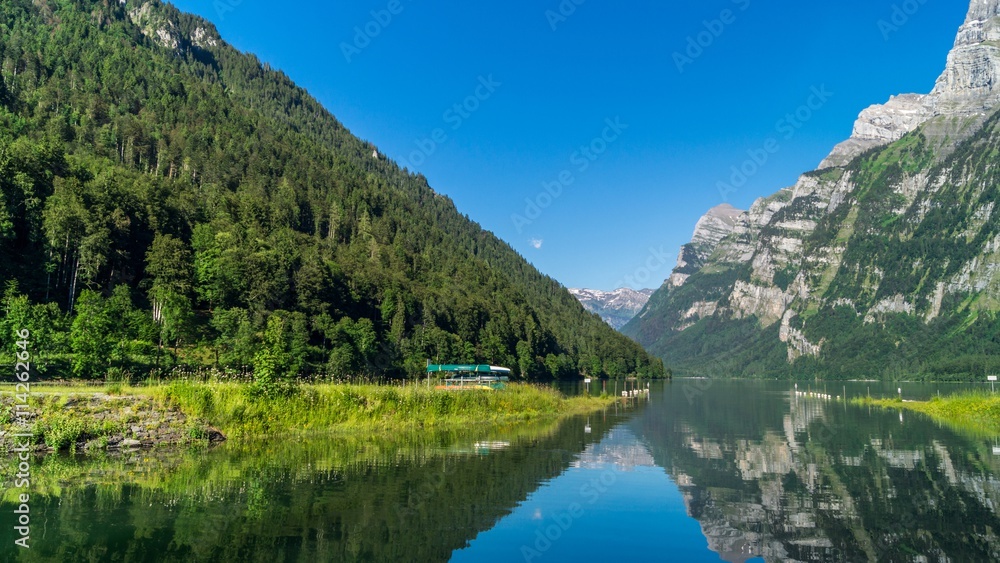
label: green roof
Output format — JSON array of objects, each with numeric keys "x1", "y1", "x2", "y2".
[{"x1": 426, "y1": 364, "x2": 511, "y2": 374}]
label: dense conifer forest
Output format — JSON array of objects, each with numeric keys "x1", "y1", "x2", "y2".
[{"x1": 0, "y1": 0, "x2": 665, "y2": 382}]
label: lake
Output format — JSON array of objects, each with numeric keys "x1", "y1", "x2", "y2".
[{"x1": 4, "y1": 380, "x2": 1000, "y2": 562}]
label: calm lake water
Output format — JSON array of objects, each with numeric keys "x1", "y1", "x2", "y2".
[{"x1": 4, "y1": 380, "x2": 1000, "y2": 562}]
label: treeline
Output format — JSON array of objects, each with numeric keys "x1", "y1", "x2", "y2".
[{"x1": 0, "y1": 0, "x2": 665, "y2": 382}]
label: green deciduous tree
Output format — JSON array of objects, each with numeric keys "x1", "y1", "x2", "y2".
[
  {"x1": 146, "y1": 233, "x2": 195, "y2": 349},
  {"x1": 70, "y1": 289, "x2": 114, "y2": 378},
  {"x1": 250, "y1": 312, "x2": 299, "y2": 397}
]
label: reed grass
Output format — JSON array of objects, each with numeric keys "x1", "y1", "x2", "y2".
[
  {"x1": 4, "y1": 382, "x2": 616, "y2": 445},
  {"x1": 148, "y1": 382, "x2": 616, "y2": 439},
  {"x1": 856, "y1": 391, "x2": 1000, "y2": 436}
]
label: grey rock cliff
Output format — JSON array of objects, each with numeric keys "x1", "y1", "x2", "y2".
[
  {"x1": 627, "y1": 0, "x2": 1000, "y2": 373},
  {"x1": 821, "y1": 0, "x2": 1000, "y2": 168},
  {"x1": 667, "y1": 204, "x2": 746, "y2": 289},
  {"x1": 127, "y1": 1, "x2": 221, "y2": 51}
]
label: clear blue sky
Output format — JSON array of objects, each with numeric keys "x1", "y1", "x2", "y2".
[{"x1": 169, "y1": 0, "x2": 967, "y2": 291}]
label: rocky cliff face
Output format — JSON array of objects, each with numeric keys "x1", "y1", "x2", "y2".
[
  {"x1": 936, "y1": 0, "x2": 1000, "y2": 108},
  {"x1": 625, "y1": 0, "x2": 1000, "y2": 378},
  {"x1": 821, "y1": 0, "x2": 1000, "y2": 168},
  {"x1": 570, "y1": 288, "x2": 654, "y2": 330},
  {"x1": 667, "y1": 204, "x2": 746, "y2": 289},
  {"x1": 127, "y1": 1, "x2": 220, "y2": 51}
]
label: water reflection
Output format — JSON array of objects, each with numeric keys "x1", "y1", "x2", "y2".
[
  {"x1": 5, "y1": 382, "x2": 1000, "y2": 562},
  {"x1": 452, "y1": 424, "x2": 727, "y2": 563},
  {"x1": 636, "y1": 381, "x2": 1000, "y2": 562},
  {"x1": 0, "y1": 416, "x2": 625, "y2": 563}
]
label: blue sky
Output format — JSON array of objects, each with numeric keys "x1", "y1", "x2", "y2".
[{"x1": 169, "y1": 0, "x2": 968, "y2": 291}]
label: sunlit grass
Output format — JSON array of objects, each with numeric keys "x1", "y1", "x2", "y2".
[
  {"x1": 148, "y1": 382, "x2": 616, "y2": 439},
  {"x1": 856, "y1": 391, "x2": 1000, "y2": 436},
  {"x1": 2, "y1": 392, "x2": 142, "y2": 451},
  {"x1": 3, "y1": 381, "x2": 617, "y2": 441}
]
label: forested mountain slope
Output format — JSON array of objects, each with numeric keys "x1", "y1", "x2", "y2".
[
  {"x1": 0, "y1": 0, "x2": 663, "y2": 380},
  {"x1": 624, "y1": 0, "x2": 1000, "y2": 380}
]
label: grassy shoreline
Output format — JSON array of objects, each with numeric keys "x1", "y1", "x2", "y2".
[
  {"x1": 153, "y1": 382, "x2": 619, "y2": 438},
  {"x1": 856, "y1": 392, "x2": 1000, "y2": 436},
  {"x1": 2, "y1": 382, "x2": 619, "y2": 452}
]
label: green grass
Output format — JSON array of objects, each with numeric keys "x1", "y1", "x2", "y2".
[
  {"x1": 2, "y1": 382, "x2": 617, "y2": 445},
  {"x1": 149, "y1": 382, "x2": 617, "y2": 439},
  {"x1": 14, "y1": 384, "x2": 106, "y2": 395},
  {"x1": 856, "y1": 391, "x2": 1000, "y2": 436},
  {"x1": 0, "y1": 393, "x2": 131, "y2": 451}
]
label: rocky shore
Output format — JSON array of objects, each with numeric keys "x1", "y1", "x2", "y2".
[{"x1": 1, "y1": 392, "x2": 225, "y2": 454}]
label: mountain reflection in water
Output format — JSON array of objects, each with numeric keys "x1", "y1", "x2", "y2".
[{"x1": 4, "y1": 382, "x2": 1000, "y2": 562}]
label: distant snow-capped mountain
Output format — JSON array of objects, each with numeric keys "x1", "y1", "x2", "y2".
[{"x1": 569, "y1": 288, "x2": 655, "y2": 330}]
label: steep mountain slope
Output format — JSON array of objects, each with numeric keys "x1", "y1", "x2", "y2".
[
  {"x1": 0, "y1": 0, "x2": 664, "y2": 380},
  {"x1": 663, "y1": 203, "x2": 745, "y2": 294},
  {"x1": 625, "y1": 0, "x2": 1000, "y2": 380},
  {"x1": 569, "y1": 288, "x2": 654, "y2": 330}
]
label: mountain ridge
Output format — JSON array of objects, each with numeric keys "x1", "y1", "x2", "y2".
[
  {"x1": 569, "y1": 288, "x2": 654, "y2": 330},
  {"x1": 625, "y1": 0, "x2": 1000, "y2": 379},
  {"x1": 822, "y1": 0, "x2": 1000, "y2": 168},
  {"x1": 0, "y1": 0, "x2": 665, "y2": 380}
]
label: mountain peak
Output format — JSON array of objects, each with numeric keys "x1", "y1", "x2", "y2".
[
  {"x1": 931, "y1": 0, "x2": 1000, "y2": 110},
  {"x1": 822, "y1": 0, "x2": 1000, "y2": 168},
  {"x1": 626, "y1": 0, "x2": 1000, "y2": 379},
  {"x1": 692, "y1": 204, "x2": 745, "y2": 246},
  {"x1": 570, "y1": 288, "x2": 654, "y2": 330},
  {"x1": 965, "y1": 0, "x2": 1000, "y2": 25},
  {"x1": 660, "y1": 203, "x2": 746, "y2": 289}
]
